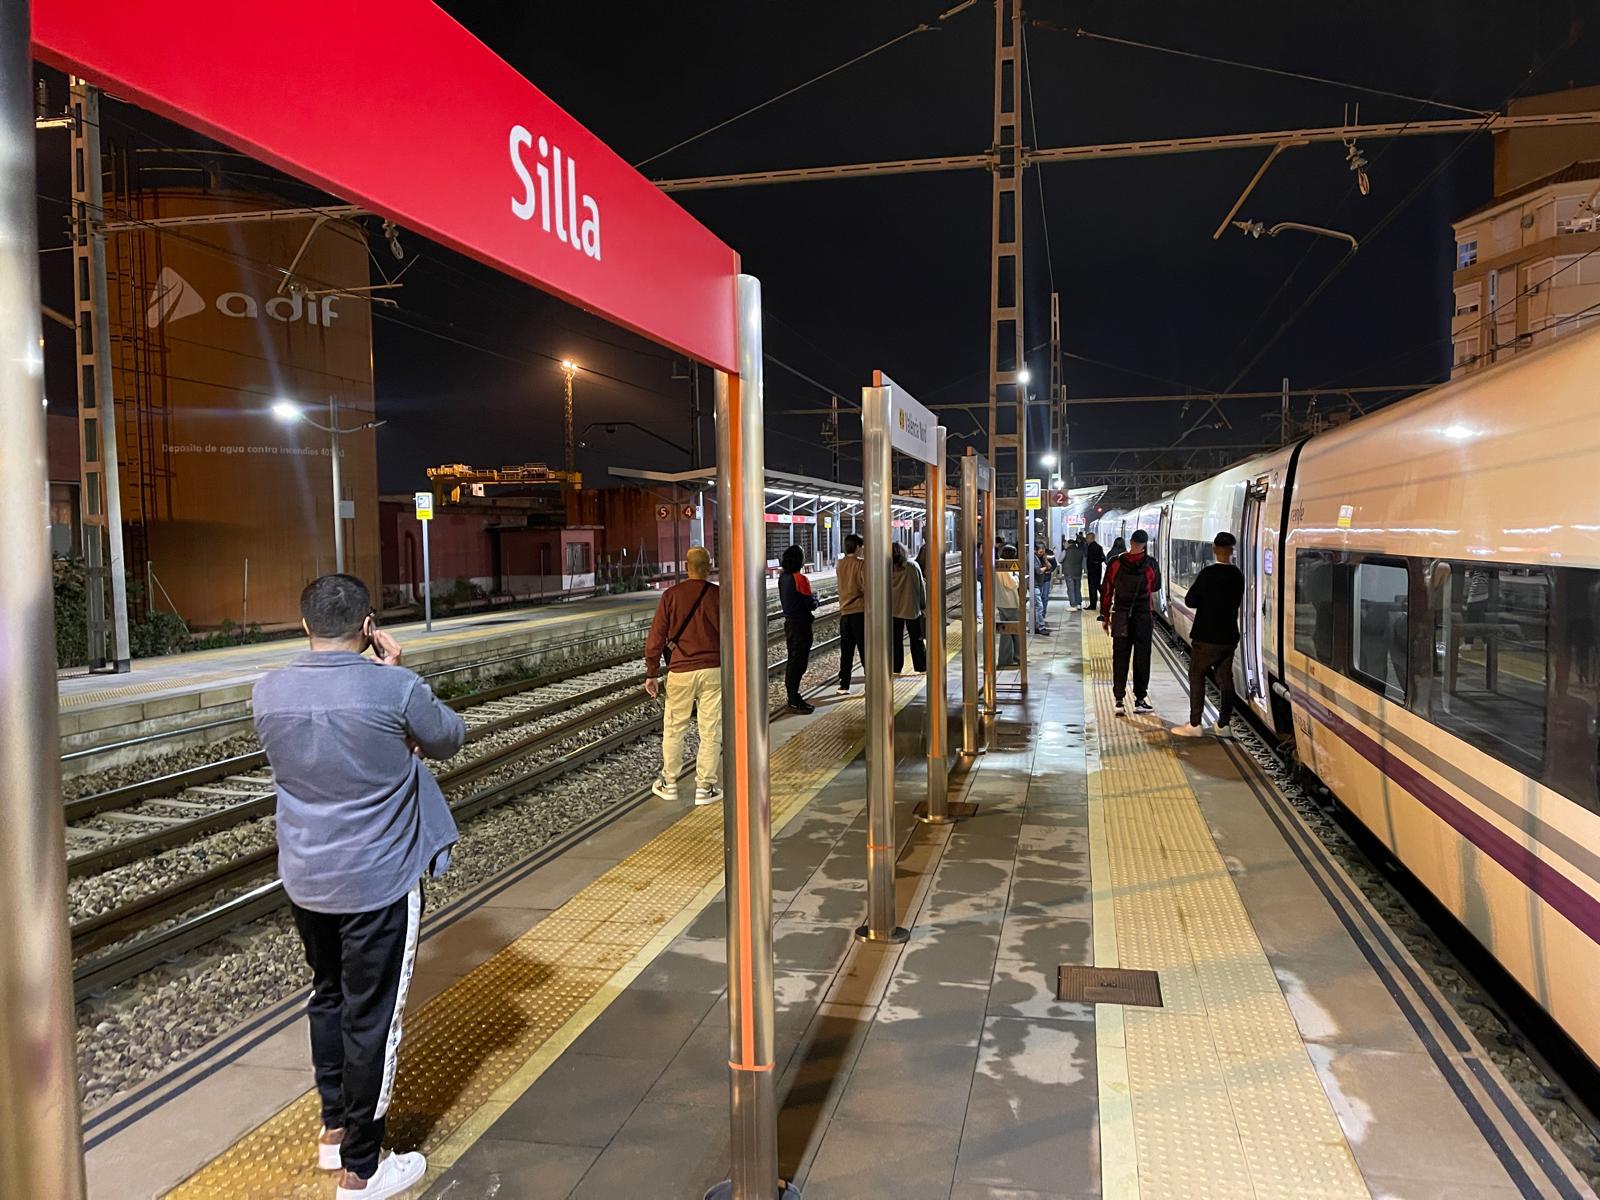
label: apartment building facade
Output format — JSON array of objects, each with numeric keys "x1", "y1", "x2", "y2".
[{"x1": 1449, "y1": 160, "x2": 1600, "y2": 377}]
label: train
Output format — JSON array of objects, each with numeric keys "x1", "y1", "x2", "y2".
[{"x1": 1086, "y1": 325, "x2": 1600, "y2": 1070}]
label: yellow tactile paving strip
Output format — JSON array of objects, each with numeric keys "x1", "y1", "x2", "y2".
[
  {"x1": 164, "y1": 645, "x2": 952, "y2": 1199},
  {"x1": 1080, "y1": 622, "x2": 1369, "y2": 1200}
]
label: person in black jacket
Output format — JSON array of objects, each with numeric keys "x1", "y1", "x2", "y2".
[
  {"x1": 778, "y1": 544, "x2": 819, "y2": 713},
  {"x1": 1172, "y1": 531, "x2": 1244, "y2": 738},
  {"x1": 1083, "y1": 532, "x2": 1106, "y2": 611},
  {"x1": 1098, "y1": 529, "x2": 1161, "y2": 716}
]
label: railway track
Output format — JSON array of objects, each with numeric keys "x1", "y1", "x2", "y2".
[
  {"x1": 70, "y1": 575, "x2": 958, "y2": 1000},
  {"x1": 61, "y1": 590, "x2": 842, "y2": 869},
  {"x1": 68, "y1": 609, "x2": 873, "y2": 999}
]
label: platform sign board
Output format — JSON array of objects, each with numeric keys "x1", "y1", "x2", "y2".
[
  {"x1": 1049, "y1": 489, "x2": 1068, "y2": 507},
  {"x1": 1066, "y1": 513, "x2": 1086, "y2": 528},
  {"x1": 655, "y1": 504, "x2": 672, "y2": 521},
  {"x1": 1024, "y1": 479, "x2": 1042, "y2": 511},
  {"x1": 32, "y1": 0, "x2": 740, "y2": 372},
  {"x1": 413, "y1": 492, "x2": 434, "y2": 521},
  {"x1": 872, "y1": 371, "x2": 938, "y2": 466},
  {"x1": 969, "y1": 453, "x2": 994, "y2": 493}
]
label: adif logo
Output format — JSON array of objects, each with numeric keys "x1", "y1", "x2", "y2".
[
  {"x1": 145, "y1": 267, "x2": 340, "y2": 329},
  {"x1": 897, "y1": 408, "x2": 906, "y2": 430},
  {"x1": 146, "y1": 267, "x2": 205, "y2": 328},
  {"x1": 508, "y1": 126, "x2": 602, "y2": 260}
]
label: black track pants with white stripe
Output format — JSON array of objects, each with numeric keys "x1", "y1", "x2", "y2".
[{"x1": 291, "y1": 883, "x2": 422, "y2": 1179}]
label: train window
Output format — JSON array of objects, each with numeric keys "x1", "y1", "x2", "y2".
[
  {"x1": 1546, "y1": 568, "x2": 1600, "y2": 812},
  {"x1": 1171, "y1": 538, "x2": 1213, "y2": 595},
  {"x1": 1293, "y1": 550, "x2": 1340, "y2": 666},
  {"x1": 1350, "y1": 559, "x2": 1408, "y2": 700},
  {"x1": 1420, "y1": 563, "x2": 1547, "y2": 778}
]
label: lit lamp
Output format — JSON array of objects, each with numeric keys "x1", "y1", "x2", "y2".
[{"x1": 270, "y1": 396, "x2": 384, "y2": 573}]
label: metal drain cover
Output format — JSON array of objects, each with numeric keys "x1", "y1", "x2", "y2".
[{"x1": 1057, "y1": 965, "x2": 1163, "y2": 1008}]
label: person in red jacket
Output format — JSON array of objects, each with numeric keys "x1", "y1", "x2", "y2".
[
  {"x1": 1098, "y1": 529, "x2": 1161, "y2": 716},
  {"x1": 644, "y1": 546, "x2": 721, "y2": 804}
]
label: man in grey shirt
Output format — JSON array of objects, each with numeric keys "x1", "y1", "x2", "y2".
[{"x1": 253, "y1": 575, "x2": 465, "y2": 1200}]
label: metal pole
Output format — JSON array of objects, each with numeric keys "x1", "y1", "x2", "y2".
[
  {"x1": 328, "y1": 396, "x2": 345, "y2": 574},
  {"x1": 960, "y1": 455, "x2": 981, "y2": 756},
  {"x1": 858, "y1": 383, "x2": 907, "y2": 944},
  {"x1": 1280, "y1": 375, "x2": 1290, "y2": 446},
  {"x1": 242, "y1": 558, "x2": 249, "y2": 634},
  {"x1": 0, "y1": 4, "x2": 90, "y2": 1189},
  {"x1": 708, "y1": 275, "x2": 785, "y2": 1200},
  {"x1": 918, "y1": 427, "x2": 969, "y2": 824},
  {"x1": 982, "y1": 486, "x2": 997, "y2": 722},
  {"x1": 421, "y1": 517, "x2": 433, "y2": 631},
  {"x1": 75, "y1": 82, "x2": 130, "y2": 670},
  {"x1": 673, "y1": 483, "x2": 683, "y2": 583}
]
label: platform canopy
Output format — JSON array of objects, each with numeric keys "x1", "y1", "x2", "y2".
[{"x1": 31, "y1": 0, "x2": 740, "y2": 372}]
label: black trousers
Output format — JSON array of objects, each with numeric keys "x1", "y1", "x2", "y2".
[
  {"x1": 1111, "y1": 621, "x2": 1153, "y2": 702},
  {"x1": 785, "y1": 618, "x2": 814, "y2": 702},
  {"x1": 892, "y1": 615, "x2": 926, "y2": 673},
  {"x1": 290, "y1": 885, "x2": 422, "y2": 1178},
  {"x1": 838, "y1": 612, "x2": 866, "y2": 686},
  {"x1": 1189, "y1": 640, "x2": 1237, "y2": 727},
  {"x1": 1086, "y1": 564, "x2": 1103, "y2": 608}
]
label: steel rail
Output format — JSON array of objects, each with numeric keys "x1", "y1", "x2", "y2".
[{"x1": 69, "y1": 626, "x2": 862, "y2": 998}]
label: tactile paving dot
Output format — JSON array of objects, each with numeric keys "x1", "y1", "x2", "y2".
[
  {"x1": 1081, "y1": 623, "x2": 1368, "y2": 1200},
  {"x1": 163, "y1": 639, "x2": 957, "y2": 1199}
]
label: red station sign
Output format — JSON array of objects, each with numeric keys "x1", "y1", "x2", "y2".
[{"x1": 31, "y1": 1, "x2": 740, "y2": 373}]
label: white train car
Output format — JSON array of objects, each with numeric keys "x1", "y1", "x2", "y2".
[
  {"x1": 1278, "y1": 327, "x2": 1600, "y2": 1068},
  {"x1": 1121, "y1": 327, "x2": 1600, "y2": 1066}
]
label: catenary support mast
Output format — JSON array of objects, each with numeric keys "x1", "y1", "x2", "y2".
[
  {"x1": 70, "y1": 78, "x2": 130, "y2": 670},
  {"x1": 988, "y1": 0, "x2": 1028, "y2": 691}
]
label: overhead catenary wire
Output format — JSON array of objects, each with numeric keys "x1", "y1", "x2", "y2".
[
  {"x1": 632, "y1": 19, "x2": 946, "y2": 170},
  {"x1": 1060, "y1": 26, "x2": 1493, "y2": 118},
  {"x1": 1217, "y1": 27, "x2": 1583, "y2": 397}
]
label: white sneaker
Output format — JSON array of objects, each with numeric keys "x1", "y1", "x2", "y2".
[
  {"x1": 1133, "y1": 698, "x2": 1155, "y2": 714},
  {"x1": 1170, "y1": 723, "x2": 1205, "y2": 738},
  {"x1": 1113, "y1": 698, "x2": 1126, "y2": 716},
  {"x1": 650, "y1": 776, "x2": 676, "y2": 801},
  {"x1": 694, "y1": 785, "x2": 721, "y2": 806},
  {"x1": 835, "y1": 685, "x2": 851, "y2": 696},
  {"x1": 318, "y1": 1129, "x2": 343, "y2": 1171},
  {"x1": 1212, "y1": 724, "x2": 1236, "y2": 740},
  {"x1": 336, "y1": 1151, "x2": 426, "y2": 1200}
]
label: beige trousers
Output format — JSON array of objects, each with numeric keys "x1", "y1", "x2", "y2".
[{"x1": 660, "y1": 666, "x2": 722, "y2": 788}]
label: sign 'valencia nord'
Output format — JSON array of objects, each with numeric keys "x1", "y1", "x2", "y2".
[{"x1": 32, "y1": 0, "x2": 739, "y2": 372}]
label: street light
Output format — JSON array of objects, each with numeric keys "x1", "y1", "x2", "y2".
[
  {"x1": 1016, "y1": 367, "x2": 1031, "y2": 384},
  {"x1": 271, "y1": 395, "x2": 385, "y2": 573},
  {"x1": 1041, "y1": 452, "x2": 1056, "y2": 468}
]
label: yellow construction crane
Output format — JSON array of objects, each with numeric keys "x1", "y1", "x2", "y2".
[{"x1": 426, "y1": 462, "x2": 582, "y2": 504}]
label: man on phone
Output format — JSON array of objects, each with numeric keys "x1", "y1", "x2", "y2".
[{"x1": 252, "y1": 574, "x2": 466, "y2": 1200}]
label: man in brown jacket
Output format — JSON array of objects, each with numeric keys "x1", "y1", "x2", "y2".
[
  {"x1": 644, "y1": 546, "x2": 721, "y2": 804},
  {"x1": 835, "y1": 533, "x2": 866, "y2": 694}
]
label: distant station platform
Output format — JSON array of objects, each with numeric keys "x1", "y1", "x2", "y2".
[
  {"x1": 88, "y1": 612, "x2": 1595, "y2": 1200},
  {"x1": 56, "y1": 572, "x2": 833, "y2": 766}
]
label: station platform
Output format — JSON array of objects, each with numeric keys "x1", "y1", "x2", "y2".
[
  {"x1": 56, "y1": 592, "x2": 662, "y2": 763},
  {"x1": 88, "y1": 614, "x2": 1596, "y2": 1200},
  {"x1": 58, "y1": 568, "x2": 836, "y2": 767}
]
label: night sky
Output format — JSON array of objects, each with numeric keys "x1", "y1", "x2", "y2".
[{"x1": 40, "y1": 2, "x2": 1600, "y2": 496}]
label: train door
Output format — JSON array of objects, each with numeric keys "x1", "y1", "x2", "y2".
[
  {"x1": 1154, "y1": 503, "x2": 1171, "y2": 617},
  {"x1": 1239, "y1": 478, "x2": 1270, "y2": 701}
]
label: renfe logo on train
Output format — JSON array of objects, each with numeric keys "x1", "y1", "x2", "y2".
[{"x1": 509, "y1": 127, "x2": 602, "y2": 260}]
